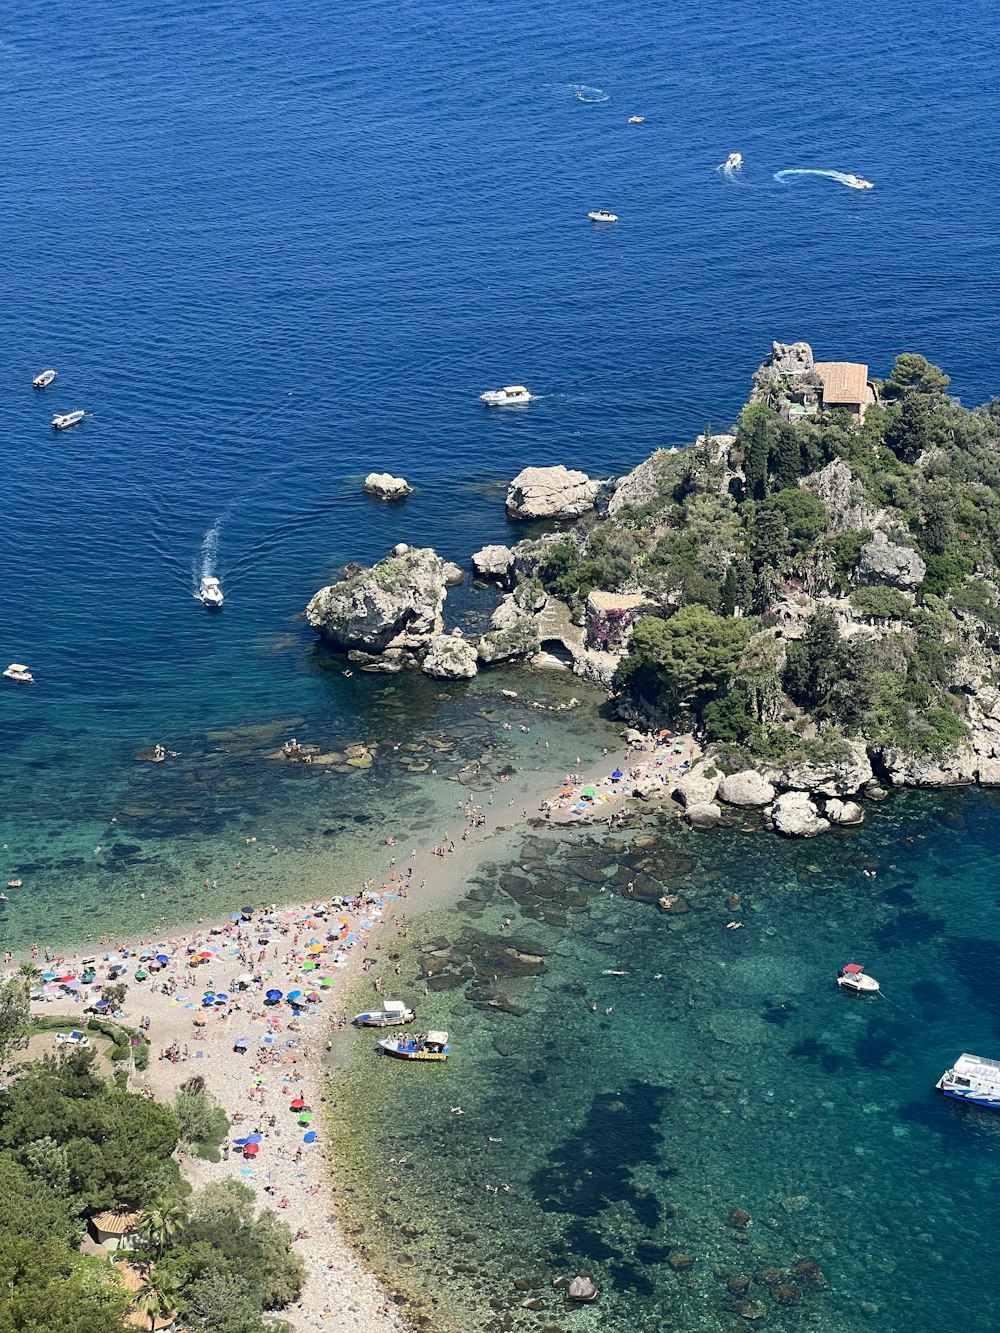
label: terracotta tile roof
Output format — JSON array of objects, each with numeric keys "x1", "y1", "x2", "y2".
[
  {"x1": 814, "y1": 361, "x2": 870, "y2": 405},
  {"x1": 90, "y1": 1208, "x2": 143, "y2": 1235}
]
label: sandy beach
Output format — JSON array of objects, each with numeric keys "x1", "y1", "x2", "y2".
[{"x1": 16, "y1": 722, "x2": 691, "y2": 1332}]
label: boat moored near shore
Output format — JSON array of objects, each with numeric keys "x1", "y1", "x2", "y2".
[
  {"x1": 32, "y1": 369, "x2": 57, "y2": 388},
  {"x1": 936, "y1": 1053, "x2": 1000, "y2": 1109},
  {"x1": 378, "y1": 1029, "x2": 449, "y2": 1061},
  {"x1": 354, "y1": 1000, "x2": 415, "y2": 1028},
  {"x1": 587, "y1": 209, "x2": 618, "y2": 223},
  {"x1": 51, "y1": 410, "x2": 85, "y2": 430},
  {"x1": 837, "y1": 963, "x2": 879, "y2": 995}
]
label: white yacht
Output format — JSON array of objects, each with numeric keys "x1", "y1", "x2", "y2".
[
  {"x1": 587, "y1": 209, "x2": 619, "y2": 223},
  {"x1": 936, "y1": 1053, "x2": 1000, "y2": 1110},
  {"x1": 843, "y1": 174, "x2": 874, "y2": 190},
  {"x1": 3, "y1": 664, "x2": 34, "y2": 684},
  {"x1": 724, "y1": 152, "x2": 743, "y2": 171},
  {"x1": 198, "y1": 576, "x2": 224, "y2": 608},
  {"x1": 628, "y1": 116, "x2": 645, "y2": 124},
  {"x1": 51, "y1": 410, "x2": 85, "y2": 430},
  {"x1": 480, "y1": 385, "x2": 532, "y2": 406},
  {"x1": 837, "y1": 963, "x2": 880, "y2": 995},
  {"x1": 33, "y1": 369, "x2": 57, "y2": 389}
]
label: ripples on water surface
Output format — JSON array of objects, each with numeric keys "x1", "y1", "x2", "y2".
[{"x1": 2, "y1": 0, "x2": 1000, "y2": 1324}]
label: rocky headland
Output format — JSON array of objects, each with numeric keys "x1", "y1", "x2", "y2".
[{"x1": 308, "y1": 344, "x2": 1000, "y2": 832}]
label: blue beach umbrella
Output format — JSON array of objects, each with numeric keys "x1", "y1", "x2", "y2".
[
  {"x1": 287, "y1": 989, "x2": 303, "y2": 1001},
  {"x1": 303, "y1": 1130, "x2": 317, "y2": 1143},
  {"x1": 156, "y1": 954, "x2": 169, "y2": 964},
  {"x1": 265, "y1": 989, "x2": 282, "y2": 1003}
]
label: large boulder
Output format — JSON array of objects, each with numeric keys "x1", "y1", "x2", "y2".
[
  {"x1": 718, "y1": 770, "x2": 776, "y2": 807},
  {"x1": 478, "y1": 622, "x2": 540, "y2": 665},
  {"x1": 762, "y1": 742, "x2": 872, "y2": 797},
  {"x1": 800, "y1": 459, "x2": 881, "y2": 535},
  {"x1": 673, "y1": 761, "x2": 722, "y2": 808},
  {"x1": 306, "y1": 547, "x2": 447, "y2": 653},
  {"x1": 685, "y1": 801, "x2": 722, "y2": 829},
  {"x1": 422, "y1": 633, "x2": 478, "y2": 680},
  {"x1": 471, "y1": 544, "x2": 516, "y2": 586},
  {"x1": 506, "y1": 465, "x2": 600, "y2": 520},
  {"x1": 363, "y1": 472, "x2": 413, "y2": 500},
  {"x1": 825, "y1": 798, "x2": 865, "y2": 825},
  {"x1": 566, "y1": 1275, "x2": 598, "y2": 1303},
  {"x1": 856, "y1": 530, "x2": 926, "y2": 590},
  {"x1": 769, "y1": 791, "x2": 830, "y2": 837}
]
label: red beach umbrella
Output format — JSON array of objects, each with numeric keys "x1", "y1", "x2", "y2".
[
  {"x1": 244, "y1": 1143, "x2": 260, "y2": 1157},
  {"x1": 289, "y1": 1097, "x2": 305, "y2": 1111}
]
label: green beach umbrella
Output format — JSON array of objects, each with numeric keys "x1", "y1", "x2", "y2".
[
  {"x1": 302, "y1": 960, "x2": 317, "y2": 970},
  {"x1": 582, "y1": 786, "x2": 596, "y2": 799},
  {"x1": 320, "y1": 977, "x2": 334, "y2": 988},
  {"x1": 298, "y1": 1112, "x2": 313, "y2": 1125}
]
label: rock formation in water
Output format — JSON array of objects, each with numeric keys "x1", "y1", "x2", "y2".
[
  {"x1": 306, "y1": 547, "x2": 447, "y2": 653},
  {"x1": 363, "y1": 472, "x2": 413, "y2": 500},
  {"x1": 421, "y1": 632, "x2": 479, "y2": 680},
  {"x1": 506, "y1": 465, "x2": 600, "y2": 520}
]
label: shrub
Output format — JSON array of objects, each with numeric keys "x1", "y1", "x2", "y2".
[{"x1": 849, "y1": 586, "x2": 912, "y2": 620}]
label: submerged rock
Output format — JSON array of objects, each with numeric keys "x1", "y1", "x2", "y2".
[
  {"x1": 566, "y1": 1274, "x2": 598, "y2": 1303},
  {"x1": 826, "y1": 797, "x2": 865, "y2": 825},
  {"x1": 506, "y1": 465, "x2": 600, "y2": 520}
]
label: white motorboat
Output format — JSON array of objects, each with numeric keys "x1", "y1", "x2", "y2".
[
  {"x1": 587, "y1": 209, "x2": 619, "y2": 223},
  {"x1": 198, "y1": 576, "x2": 224, "y2": 608},
  {"x1": 51, "y1": 410, "x2": 85, "y2": 430},
  {"x1": 3, "y1": 664, "x2": 34, "y2": 684},
  {"x1": 843, "y1": 173, "x2": 874, "y2": 190},
  {"x1": 628, "y1": 116, "x2": 645, "y2": 124},
  {"x1": 480, "y1": 385, "x2": 532, "y2": 406},
  {"x1": 936, "y1": 1053, "x2": 1000, "y2": 1110},
  {"x1": 724, "y1": 152, "x2": 743, "y2": 171},
  {"x1": 33, "y1": 369, "x2": 57, "y2": 388},
  {"x1": 837, "y1": 963, "x2": 880, "y2": 995},
  {"x1": 353, "y1": 1000, "x2": 416, "y2": 1028}
]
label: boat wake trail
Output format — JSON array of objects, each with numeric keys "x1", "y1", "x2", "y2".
[
  {"x1": 774, "y1": 168, "x2": 868, "y2": 189},
  {"x1": 568, "y1": 83, "x2": 610, "y2": 104},
  {"x1": 193, "y1": 511, "x2": 229, "y2": 594}
]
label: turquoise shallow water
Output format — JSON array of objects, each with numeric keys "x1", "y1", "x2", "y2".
[{"x1": 334, "y1": 789, "x2": 1000, "y2": 1332}]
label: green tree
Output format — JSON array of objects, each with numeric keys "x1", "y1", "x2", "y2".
[
  {"x1": 739, "y1": 402, "x2": 775, "y2": 501},
  {"x1": 16, "y1": 962, "x2": 42, "y2": 992},
  {"x1": 182, "y1": 1179, "x2": 304, "y2": 1310},
  {"x1": 616, "y1": 608, "x2": 750, "y2": 716},
  {"x1": 0, "y1": 980, "x2": 29, "y2": 1072},
  {"x1": 882, "y1": 352, "x2": 950, "y2": 397},
  {"x1": 137, "y1": 1267, "x2": 181, "y2": 1333},
  {"x1": 182, "y1": 1272, "x2": 278, "y2": 1333},
  {"x1": 747, "y1": 505, "x2": 790, "y2": 570},
  {"x1": 140, "y1": 1198, "x2": 187, "y2": 1260},
  {"x1": 769, "y1": 422, "x2": 804, "y2": 490},
  {"x1": 173, "y1": 1077, "x2": 229, "y2": 1156},
  {"x1": 782, "y1": 607, "x2": 846, "y2": 713},
  {"x1": 760, "y1": 489, "x2": 829, "y2": 554},
  {"x1": 884, "y1": 391, "x2": 942, "y2": 463}
]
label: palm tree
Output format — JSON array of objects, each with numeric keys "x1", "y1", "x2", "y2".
[
  {"x1": 139, "y1": 1199, "x2": 186, "y2": 1260},
  {"x1": 137, "y1": 1269, "x2": 181, "y2": 1332},
  {"x1": 17, "y1": 960, "x2": 42, "y2": 992}
]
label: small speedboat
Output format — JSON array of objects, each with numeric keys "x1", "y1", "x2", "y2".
[
  {"x1": 480, "y1": 385, "x2": 532, "y2": 406},
  {"x1": 724, "y1": 152, "x2": 743, "y2": 171},
  {"x1": 837, "y1": 963, "x2": 880, "y2": 995},
  {"x1": 587, "y1": 209, "x2": 619, "y2": 223},
  {"x1": 936, "y1": 1053, "x2": 1000, "y2": 1110},
  {"x1": 198, "y1": 576, "x2": 224, "y2": 608},
  {"x1": 354, "y1": 1000, "x2": 416, "y2": 1028},
  {"x1": 843, "y1": 174, "x2": 874, "y2": 190},
  {"x1": 378, "y1": 1029, "x2": 450, "y2": 1062},
  {"x1": 628, "y1": 116, "x2": 645, "y2": 124},
  {"x1": 3, "y1": 664, "x2": 34, "y2": 684},
  {"x1": 33, "y1": 369, "x2": 57, "y2": 389},
  {"x1": 51, "y1": 410, "x2": 85, "y2": 430}
]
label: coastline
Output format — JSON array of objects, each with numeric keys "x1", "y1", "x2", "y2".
[{"x1": 20, "y1": 707, "x2": 641, "y2": 1332}]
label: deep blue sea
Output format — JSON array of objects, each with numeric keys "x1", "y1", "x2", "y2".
[{"x1": 2, "y1": 1, "x2": 1000, "y2": 1326}]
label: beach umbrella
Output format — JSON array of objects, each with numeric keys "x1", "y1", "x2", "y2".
[
  {"x1": 304, "y1": 991, "x2": 319, "y2": 1002},
  {"x1": 156, "y1": 954, "x2": 169, "y2": 964},
  {"x1": 287, "y1": 989, "x2": 303, "y2": 1001},
  {"x1": 289, "y1": 1097, "x2": 305, "y2": 1111},
  {"x1": 612, "y1": 769, "x2": 623, "y2": 780},
  {"x1": 320, "y1": 977, "x2": 334, "y2": 988},
  {"x1": 233, "y1": 1136, "x2": 253, "y2": 1147},
  {"x1": 234, "y1": 1037, "x2": 250, "y2": 1050},
  {"x1": 215, "y1": 992, "x2": 229, "y2": 1001},
  {"x1": 246, "y1": 1132, "x2": 262, "y2": 1145},
  {"x1": 298, "y1": 1112, "x2": 313, "y2": 1125},
  {"x1": 303, "y1": 1130, "x2": 317, "y2": 1143},
  {"x1": 582, "y1": 786, "x2": 596, "y2": 799},
  {"x1": 244, "y1": 1143, "x2": 259, "y2": 1157},
  {"x1": 135, "y1": 970, "x2": 148, "y2": 981},
  {"x1": 301, "y1": 960, "x2": 316, "y2": 971},
  {"x1": 265, "y1": 989, "x2": 282, "y2": 1003},
  {"x1": 193, "y1": 1014, "x2": 207, "y2": 1026}
]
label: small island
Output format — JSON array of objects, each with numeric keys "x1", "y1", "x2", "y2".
[{"x1": 307, "y1": 342, "x2": 1000, "y2": 832}]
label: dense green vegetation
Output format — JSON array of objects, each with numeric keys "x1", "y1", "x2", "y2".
[
  {"x1": 524, "y1": 353, "x2": 1000, "y2": 760},
  {"x1": 0, "y1": 1041, "x2": 300, "y2": 1333}
]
